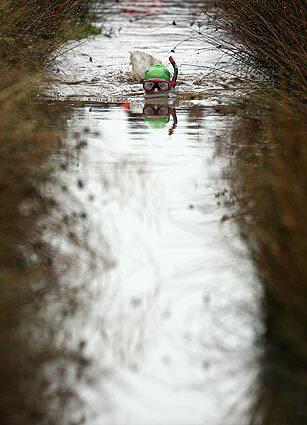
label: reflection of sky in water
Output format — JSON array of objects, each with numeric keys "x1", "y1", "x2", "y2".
[{"x1": 62, "y1": 104, "x2": 260, "y2": 425}]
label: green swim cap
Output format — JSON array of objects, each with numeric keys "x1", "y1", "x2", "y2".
[
  {"x1": 144, "y1": 64, "x2": 171, "y2": 81},
  {"x1": 144, "y1": 115, "x2": 170, "y2": 129}
]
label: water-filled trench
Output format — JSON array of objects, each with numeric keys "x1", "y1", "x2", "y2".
[{"x1": 51, "y1": 1, "x2": 260, "y2": 424}]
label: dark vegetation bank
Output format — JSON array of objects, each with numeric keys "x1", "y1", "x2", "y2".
[
  {"x1": 0, "y1": 1, "x2": 108, "y2": 424},
  {"x1": 210, "y1": 1, "x2": 307, "y2": 424}
]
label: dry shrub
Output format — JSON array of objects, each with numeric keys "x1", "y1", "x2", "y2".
[{"x1": 212, "y1": 0, "x2": 306, "y2": 97}]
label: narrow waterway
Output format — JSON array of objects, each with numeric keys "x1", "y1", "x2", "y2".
[{"x1": 52, "y1": 2, "x2": 260, "y2": 424}]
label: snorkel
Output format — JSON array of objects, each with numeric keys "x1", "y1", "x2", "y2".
[
  {"x1": 168, "y1": 56, "x2": 178, "y2": 88},
  {"x1": 143, "y1": 56, "x2": 178, "y2": 96}
]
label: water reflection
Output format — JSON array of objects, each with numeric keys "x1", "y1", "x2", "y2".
[
  {"x1": 61, "y1": 103, "x2": 260, "y2": 425},
  {"x1": 52, "y1": 0, "x2": 260, "y2": 423},
  {"x1": 143, "y1": 103, "x2": 177, "y2": 134}
]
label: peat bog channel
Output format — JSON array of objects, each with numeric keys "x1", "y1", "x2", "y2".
[{"x1": 53, "y1": 1, "x2": 261, "y2": 424}]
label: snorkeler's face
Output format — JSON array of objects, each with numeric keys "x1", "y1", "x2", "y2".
[
  {"x1": 143, "y1": 78, "x2": 170, "y2": 93},
  {"x1": 143, "y1": 105, "x2": 171, "y2": 116}
]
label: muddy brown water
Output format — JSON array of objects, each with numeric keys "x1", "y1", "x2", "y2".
[{"x1": 51, "y1": 1, "x2": 261, "y2": 424}]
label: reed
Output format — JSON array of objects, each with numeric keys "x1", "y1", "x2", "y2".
[{"x1": 213, "y1": 0, "x2": 306, "y2": 98}]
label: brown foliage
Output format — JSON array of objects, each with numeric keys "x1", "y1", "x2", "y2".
[
  {"x1": 0, "y1": 0, "x2": 94, "y2": 68},
  {"x1": 214, "y1": 0, "x2": 306, "y2": 98}
]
